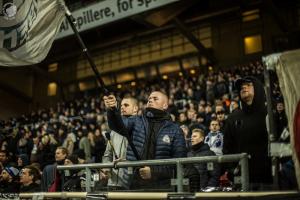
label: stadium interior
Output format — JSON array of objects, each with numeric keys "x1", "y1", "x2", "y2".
[{"x1": 0, "y1": 0, "x2": 300, "y2": 199}]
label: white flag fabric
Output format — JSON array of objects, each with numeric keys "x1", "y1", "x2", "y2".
[
  {"x1": 0, "y1": 0, "x2": 65, "y2": 66},
  {"x1": 274, "y1": 49, "x2": 300, "y2": 189}
]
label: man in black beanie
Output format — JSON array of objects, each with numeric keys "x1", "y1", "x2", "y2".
[{"x1": 0, "y1": 166, "x2": 20, "y2": 193}]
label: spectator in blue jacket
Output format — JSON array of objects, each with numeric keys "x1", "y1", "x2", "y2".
[{"x1": 103, "y1": 91, "x2": 187, "y2": 190}]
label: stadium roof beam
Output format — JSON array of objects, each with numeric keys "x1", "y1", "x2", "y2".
[
  {"x1": 135, "y1": 0, "x2": 197, "y2": 27},
  {"x1": 173, "y1": 17, "x2": 217, "y2": 64}
]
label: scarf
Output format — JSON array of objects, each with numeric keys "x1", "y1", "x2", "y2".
[{"x1": 142, "y1": 107, "x2": 170, "y2": 160}]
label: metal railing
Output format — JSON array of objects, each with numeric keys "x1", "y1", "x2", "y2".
[
  {"x1": 18, "y1": 191, "x2": 300, "y2": 200},
  {"x1": 57, "y1": 153, "x2": 249, "y2": 192}
]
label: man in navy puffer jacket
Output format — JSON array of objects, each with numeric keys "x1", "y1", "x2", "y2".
[{"x1": 103, "y1": 91, "x2": 187, "y2": 190}]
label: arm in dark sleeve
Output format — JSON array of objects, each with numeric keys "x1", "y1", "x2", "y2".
[
  {"x1": 222, "y1": 117, "x2": 238, "y2": 179},
  {"x1": 107, "y1": 108, "x2": 130, "y2": 138},
  {"x1": 223, "y1": 118, "x2": 234, "y2": 155}
]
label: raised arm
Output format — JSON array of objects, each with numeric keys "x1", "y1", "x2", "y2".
[{"x1": 103, "y1": 95, "x2": 128, "y2": 136}]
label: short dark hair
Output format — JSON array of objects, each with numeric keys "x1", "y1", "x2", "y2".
[{"x1": 24, "y1": 165, "x2": 40, "y2": 182}]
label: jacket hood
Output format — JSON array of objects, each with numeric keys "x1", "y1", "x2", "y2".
[{"x1": 236, "y1": 76, "x2": 266, "y2": 114}]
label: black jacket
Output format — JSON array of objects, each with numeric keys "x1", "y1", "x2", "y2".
[
  {"x1": 223, "y1": 76, "x2": 272, "y2": 183},
  {"x1": 0, "y1": 181, "x2": 19, "y2": 193},
  {"x1": 186, "y1": 142, "x2": 220, "y2": 190},
  {"x1": 20, "y1": 182, "x2": 41, "y2": 193}
]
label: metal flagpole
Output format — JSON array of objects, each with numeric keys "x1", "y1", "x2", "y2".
[
  {"x1": 63, "y1": 7, "x2": 109, "y2": 95},
  {"x1": 61, "y1": 1, "x2": 141, "y2": 160}
]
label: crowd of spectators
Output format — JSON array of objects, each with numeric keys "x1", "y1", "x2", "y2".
[{"x1": 0, "y1": 61, "x2": 295, "y2": 193}]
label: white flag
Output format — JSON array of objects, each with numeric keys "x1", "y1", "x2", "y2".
[
  {"x1": 274, "y1": 49, "x2": 300, "y2": 189},
  {"x1": 0, "y1": 0, "x2": 65, "y2": 66}
]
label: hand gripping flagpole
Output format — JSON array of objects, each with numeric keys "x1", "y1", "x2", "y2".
[{"x1": 60, "y1": 1, "x2": 141, "y2": 161}]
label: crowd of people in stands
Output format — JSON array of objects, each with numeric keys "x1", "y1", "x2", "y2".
[{"x1": 0, "y1": 61, "x2": 296, "y2": 193}]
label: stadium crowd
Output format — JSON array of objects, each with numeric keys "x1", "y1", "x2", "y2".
[{"x1": 0, "y1": 61, "x2": 296, "y2": 193}]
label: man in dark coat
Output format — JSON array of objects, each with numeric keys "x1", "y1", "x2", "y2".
[
  {"x1": 41, "y1": 146, "x2": 68, "y2": 191},
  {"x1": 223, "y1": 76, "x2": 272, "y2": 190},
  {"x1": 19, "y1": 165, "x2": 41, "y2": 192},
  {"x1": 185, "y1": 128, "x2": 220, "y2": 191},
  {"x1": 103, "y1": 91, "x2": 187, "y2": 190}
]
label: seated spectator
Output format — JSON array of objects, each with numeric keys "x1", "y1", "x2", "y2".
[
  {"x1": 215, "y1": 109, "x2": 226, "y2": 133},
  {"x1": 73, "y1": 149, "x2": 88, "y2": 164},
  {"x1": 229, "y1": 100, "x2": 239, "y2": 113},
  {"x1": 186, "y1": 129, "x2": 220, "y2": 190},
  {"x1": 0, "y1": 150, "x2": 10, "y2": 171},
  {"x1": 19, "y1": 165, "x2": 41, "y2": 192},
  {"x1": 17, "y1": 154, "x2": 30, "y2": 170},
  {"x1": 0, "y1": 166, "x2": 20, "y2": 193},
  {"x1": 204, "y1": 120, "x2": 223, "y2": 156}
]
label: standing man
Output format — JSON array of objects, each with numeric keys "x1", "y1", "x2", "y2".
[
  {"x1": 41, "y1": 146, "x2": 68, "y2": 192},
  {"x1": 223, "y1": 76, "x2": 272, "y2": 190},
  {"x1": 103, "y1": 91, "x2": 187, "y2": 190},
  {"x1": 102, "y1": 97, "x2": 139, "y2": 190}
]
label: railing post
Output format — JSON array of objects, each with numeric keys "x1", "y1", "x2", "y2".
[
  {"x1": 240, "y1": 153, "x2": 249, "y2": 191},
  {"x1": 85, "y1": 167, "x2": 92, "y2": 192},
  {"x1": 176, "y1": 161, "x2": 184, "y2": 192}
]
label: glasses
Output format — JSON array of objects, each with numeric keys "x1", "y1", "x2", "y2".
[{"x1": 241, "y1": 82, "x2": 253, "y2": 88}]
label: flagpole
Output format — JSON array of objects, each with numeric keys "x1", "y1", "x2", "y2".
[
  {"x1": 62, "y1": 4, "x2": 109, "y2": 95},
  {"x1": 61, "y1": 1, "x2": 141, "y2": 161}
]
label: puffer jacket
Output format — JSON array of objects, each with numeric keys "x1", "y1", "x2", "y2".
[{"x1": 107, "y1": 108, "x2": 187, "y2": 188}]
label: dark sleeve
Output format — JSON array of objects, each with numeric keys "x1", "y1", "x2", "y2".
[
  {"x1": 107, "y1": 108, "x2": 132, "y2": 138},
  {"x1": 223, "y1": 117, "x2": 234, "y2": 155},
  {"x1": 222, "y1": 116, "x2": 239, "y2": 179}
]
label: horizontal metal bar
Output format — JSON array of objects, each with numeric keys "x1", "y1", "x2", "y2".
[
  {"x1": 19, "y1": 192, "x2": 87, "y2": 199},
  {"x1": 57, "y1": 153, "x2": 247, "y2": 170},
  {"x1": 19, "y1": 191, "x2": 300, "y2": 199}
]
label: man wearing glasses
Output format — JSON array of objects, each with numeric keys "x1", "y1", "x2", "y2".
[{"x1": 223, "y1": 76, "x2": 272, "y2": 190}]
